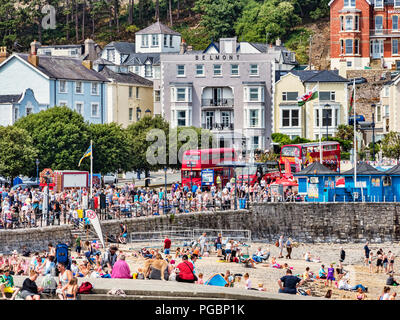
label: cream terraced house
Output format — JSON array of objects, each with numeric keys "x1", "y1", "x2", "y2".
[
  {"x1": 99, "y1": 66, "x2": 153, "y2": 127},
  {"x1": 377, "y1": 75, "x2": 400, "y2": 136},
  {"x1": 273, "y1": 70, "x2": 349, "y2": 140}
]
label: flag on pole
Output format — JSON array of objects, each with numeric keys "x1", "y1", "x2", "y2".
[
  {"x1": 349, "y1": 86, "x2": 355, "y2": 114},
  {"x1": 298, "y1": 86, "x2": 318, "y2": 106},
  {"x1": 78, "y1": 145, "x2": 92, "y2": 167}
]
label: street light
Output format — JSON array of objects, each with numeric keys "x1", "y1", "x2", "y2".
[
  {"x1": 164, "y1": 166, "x2": 167, "y2": 215},
  {"x1": 371, "y1": 103, "x2": 376, "y2": 161},
  {"x1": 35, "y1": 159, "x2": 40, "y2": 183},
  {"x1": 324, "y1": 103, "x2": 331, "y2": 142}
]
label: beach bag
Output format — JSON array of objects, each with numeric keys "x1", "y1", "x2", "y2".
[
  {"x1": 56, "y1": 243, "x2": 69, "y2": 265},
  {"x1": 78, "y1": 281, "x2": 93, "y2": 294}
]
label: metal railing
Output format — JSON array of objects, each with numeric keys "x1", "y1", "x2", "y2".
[
  {"x1": 201, "y1": 123, "x2": 234, "y2": 130},
  {"x1": 201, "y1": 98, "x2": 234, "y2": 107}
]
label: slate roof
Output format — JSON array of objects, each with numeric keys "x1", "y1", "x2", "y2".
[
  {"x1": 341, "y1": 162, "x2": 382, "y2": 175},
  {"x1": 385, "y1": 164, "x2": 400, "y2": 175},
  {"x1": 124, "y1": 53, "x2": 161, "y2": 66},
  {"x1": 104, "y1": 42, "x2": 136, "y2": 55},
  {"x1": 99, "y1": 67, "x2": 153, "y2": 86},
  {"x1": 293, "y1": 162, "x2": 337, "y2": 176},
  {"x1": 289, "y1": 70, "x2": 348, "y2": 83},
  {"x1": 0, "y1": 94, "x2": 22, "y2": 104},
  {"x1": 16, "y1": 54, "x2": 109, "y2": 82},
  {"x1": 136, "y1": 21, "x2": 181, "y2": 36}
]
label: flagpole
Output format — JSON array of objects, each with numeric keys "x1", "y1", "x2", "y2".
[
  {"x1": 318, "y1": 81, "x2": 322, "y2": 164},
  {"x1": 90, "y1": 139, "x2": 93, "y2": 199},
  {"x1": 353, "y1": 79, "x2": 357, "y2": 194}
]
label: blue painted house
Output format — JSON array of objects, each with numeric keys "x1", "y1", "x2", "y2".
[
  {"x1": 0, "y1": 41, "x2": 109, "y2": 124},
  {"x1": 294, "y1": 162, "x2": 337, "y2": 202},
  {"x1": 0, "y1": 88, "x2": 48, "y2": 126},
  {"x1": 341, "y1": 163, "x2": 384, "y2": 202}
]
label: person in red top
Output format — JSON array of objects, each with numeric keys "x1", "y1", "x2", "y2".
[
  {"x1": 176, "y1": 255, "x2": 196, "y2": 283},
  {"x1": 164, "y1": 236, "x2": 171, "y2": 255}
]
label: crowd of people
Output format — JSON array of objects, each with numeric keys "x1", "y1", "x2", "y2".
[
  {"x1": 0, "y1": 234, "x2": 399, "y2": 300},
  {"x1": 0, "y1": 178, "x2": 301, "y2": 230}
]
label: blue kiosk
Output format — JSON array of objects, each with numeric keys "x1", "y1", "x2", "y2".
[
  {"x1": 383, "y1": 164, "x2": 400, "y2": 202},
  {"x1": 341, "y1": 163, "x2": 384, "y2": 202},
  {"x1": 294, "y1": 162, "x2": 337, "y2": 202}
]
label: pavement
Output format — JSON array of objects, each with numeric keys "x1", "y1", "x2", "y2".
[{"x1": 11, "y1": 276, "x2": 324, "y2": 300}]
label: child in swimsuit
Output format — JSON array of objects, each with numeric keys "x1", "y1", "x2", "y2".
[
  {"x1": 62, "y1": 277, "x2": 78, "y2": 300},
  {"x1": 325, "y1": 264, "x2": 335, "y2": 287},
  {"x1": 368, "y1": 252, "x2": 374, "y2": 273}
]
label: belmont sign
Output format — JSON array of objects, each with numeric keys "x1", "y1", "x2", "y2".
[{"x1": 195, "y1": 54, "x2": 241, "y2": 61}]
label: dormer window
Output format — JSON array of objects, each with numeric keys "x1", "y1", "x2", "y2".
[{"x1": 106, "y1": 49, "x2": 115, "y2": 62}]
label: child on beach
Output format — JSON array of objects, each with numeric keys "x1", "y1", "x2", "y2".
[
  {"x1": 368, "y1": 252, "x2": 374, "y2": 273},
  {"x1": 62, "y1": 277, "x2": 78, "y2": 300},
  {"x1": 325, "y1": 264, "x2": 335, "y2": 287},
  {"x1": 243, "y1": 273, "x2": 252, "y2": 290},
  {"x1": 257, "y1": 283, "x2": 266, "y2": 291},
  {"x1": 175, "y1": 248, "x2": 181, "y2": 259},
  {"x1": 196, "y1": 273, "x2": 204, "y2": 285}
]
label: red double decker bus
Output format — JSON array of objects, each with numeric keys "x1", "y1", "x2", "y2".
[
  {"x1": 181, "y1": 148, "x2": 237, "y2": 188},
  {"x1": 280, "y1": 141, "x2": 341, "y2": 174},
  {"x1": 236, "y1": 161, "x2": 281, "y2": 186}
]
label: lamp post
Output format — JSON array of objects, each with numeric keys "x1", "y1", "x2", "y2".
[
  {"x1": 371, "y1": 103, "x2": 376, "y2": 161},
  {"x1": 324, "y1": 103, "x2": 331, "y2": 142},
  {"x1": 35, "y1": 159, "x2": 40, "y2": 183},
  {"x1": 164, "y1": 166, "x2": 167, "y2": 215}
]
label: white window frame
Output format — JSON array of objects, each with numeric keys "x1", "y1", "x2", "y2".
[
  {"x1": 385, "y1": 105, "x2": 390, "y2": 117},
  {"x1": 13, "y1": 106, "x2": 19, "y2": 123},
  {"x1": 154, "y1": 90, "x2": 161, "y2": 102},
  {"x1": 176, "y1": 110, "x2": 187, "y2": 127},
  {"x1": 393, "y1": 39, "x2": 399, "y2": 55},
  {"x1": 59, "y1": 80, "x2": 67, "y2": 93},
  {"x1": 213, "y1": 64, "x2": 222, "y2": 76},
  {"x1": 250, "y1": 64, "x2": 259, "y2": 76},
  {"x1": 393, "y1": 16, "x2": 399, "y2": 31},
  {"x1": 231, "y1": 64, "x2": 239, "y2": 76},
  {"x1": 344, "y1": 0, "x2": 355, "y2": 7},
  {"x1": 91, "y1": 103, "x2": 100, "y2": 118},
  {"x1": 141, "y1": 35, "x2": 149, "y2": 47},
  {"x1": 75, "y1": 101, "x2": 84, "y2": 115},
  {"x1": 75, "y1": 81, "x2": 83, "y2": 94},
  {"x1": 345, "y1": 16, "x2": 354, "y2": 31},
  {"x1": 345, "y1": 39, "x2": 353, "y2": 55},
  {"x1": 91, "y1": 82, "x2": 99, "y2": 95},
  {"x1": 152, "y1": 34, "x2": 159, "y2": 47},
  {"x1": 59, "y1": 100, "x2": 68, "y2": 107},
  {"x1": 145, "y1": 64, "x2": 152, "y2": 78},
  {"x1": 196, "y1": 64, "x2": 205, "y2": 77},
  {"x1": 282, "y1": 91, "x2": 299, "y2": 101},
  {"x1": 396, "y1": 0, "x2": 400, "y2": 8},
  {"x1": 376, "y1": 105, "x2": 382, "y2": 122},
  {"x1": 319, "y1": 91, "x2": 336, "y2": 101},
  {"x1": 375, "y1": 0, "x2": 383, "y2": 8},
  {"x1": 249, "y1": 109, "x2": 260, "y2": 128},
  {"x1": 281, "y1": 108, "x2": 300, "y2": 128},
  {"x1": 375, "y1": 16, "x2": 383, "y2": 31},
  {"x1": 177, "y1": 64, "x2": 186, "y2": 77},
  {"x1": 176, "y1": 88, "x2": 187, "y2": 102}
]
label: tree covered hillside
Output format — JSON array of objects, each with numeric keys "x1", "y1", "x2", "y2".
[{"x1": 0, "y1": 0, "x2": 329, "y2": 63}]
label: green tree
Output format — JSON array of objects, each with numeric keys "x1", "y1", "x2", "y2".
[
  {"x1": 194, "y1": 0, "x2": 245, "y2": 40},
  {"x1": 88, "y1": 122, "x2": 132, "y2": 174},
  {"x1": 235, "y1": 0, "x2": 301, "y2": 43},
  {"x1": 335, "y1": 124, "x2": 354, "y2": 142},
  {"x1": 14, "y1": 106, "x2": 90, "y2": 171},
  {"x1": 126, "y1": 115, "x2": 170, "y2": 172},
  {"x1": 0, "y1": 126, "x2": 38, "y2": 184},
  {"x1": 381, "y1": 132, "x2": 400, "y2": 160}
]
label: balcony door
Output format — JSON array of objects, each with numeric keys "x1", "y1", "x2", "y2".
[
  {"x1": 212, "y1": 88, "x2": 222, "y2": 106},
  {"x1": 205, "y1": 111, "x2": 215, "y2": 129},
  {"x1": 371, "y1": 39, "x2": 384, "y2": 59}
]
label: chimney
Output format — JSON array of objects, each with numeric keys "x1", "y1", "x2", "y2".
[
  {"x1": 180, "y1": 39, "x2": 187, "y2": 54},
  {"x1": 28, "y1": 40, "x2": 40, "y2": 67},
  {"x1": 276, "y1": 38, "x2": 282, "y2": 46},
  {"x1": 84, "y1": 38, "x2": 96, "y2": 61},
  {"x1": 0, "y1": 47, "x2": 9, "y2": 64}
]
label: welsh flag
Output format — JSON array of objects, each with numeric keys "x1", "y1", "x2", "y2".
[
  {"x1": 298, "y1": 86, "x2": 318, "y2": 106},
  {"x1": 349, "y1": 86, "x2": 355, "y2": 114}
]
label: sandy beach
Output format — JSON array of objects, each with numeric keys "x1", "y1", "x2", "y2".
[{"x1": 67, "y1": 240, "x2": 400, "y2": 300}]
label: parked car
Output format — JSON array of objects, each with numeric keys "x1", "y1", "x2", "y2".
[{"x1": 103, "y1": 173, "x2": 118, "y2": 185}]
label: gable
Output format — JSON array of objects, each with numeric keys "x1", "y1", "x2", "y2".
[
  {"x1": 0, "y1": 54, "x2": 50, "y2": 80},
  {"x1": 328, "y1": 0, "x2": 371, "y2": 6}
]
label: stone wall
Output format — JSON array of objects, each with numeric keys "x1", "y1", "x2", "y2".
[
  {"x1": 2, "y1": 203, "x2": 400, "y2": 252},
  {"x1": 0, "y1": 225, "x2": 74, "y2": 253}
]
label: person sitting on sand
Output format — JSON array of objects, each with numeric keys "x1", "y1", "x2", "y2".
[
  {"x1": 379, "y1": 286, "x2": 391, "y2": 300},
  {"x1": 319, "y1": 265, "x2": 327, "y2": 279},
  {"x1": 390, "y1": 292, "x2": 397, "y2": 300},
  {"x1": 338, "y1": 277, "x2": 367, "y2": 292},
  {"x1": 386, "y1": 272, "x2": 399, "y2": 286},
  {"x1": 257, "y1": 283, "x2": 266, "y2": 291},
  {"x1": 303, "y1": 267, "x2": 314, "y2": 282},
  {"x1": 0, "y1": 268, "x2": 20, "y2": 300},
  {"x1": 355, "y1": 287, "x2": 366, "y2": 300},
  {"x1": 239, "y1": 253, "x2": 256, "y2": 269},
  {"x1": 271, "y1": 257, "x2": 282, "y2": 269},
  {"x1": 304, "y1": 252, "x2": 312, "y2": 262},
  {"x1": 111, "y1": 255, "x2": 131, "y2": 279},
  {"x1": 224, "y1": 270, "x2": 234, "y2": 287},
  {"x1": 278, "y1": 269, "x2": 304, "y2": 295}
]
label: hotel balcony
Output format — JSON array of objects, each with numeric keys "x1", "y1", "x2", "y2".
[
  {"x1": 201, "y1": 122, "x2": 234, "y2": 131},
  {"x1": 201, "y1": 98, "x2": 234, "y2": 108}
]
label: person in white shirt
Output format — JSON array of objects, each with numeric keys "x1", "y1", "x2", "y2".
[{"x1": 244, "y1": 273, "x2": 252, "y2": 290}]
